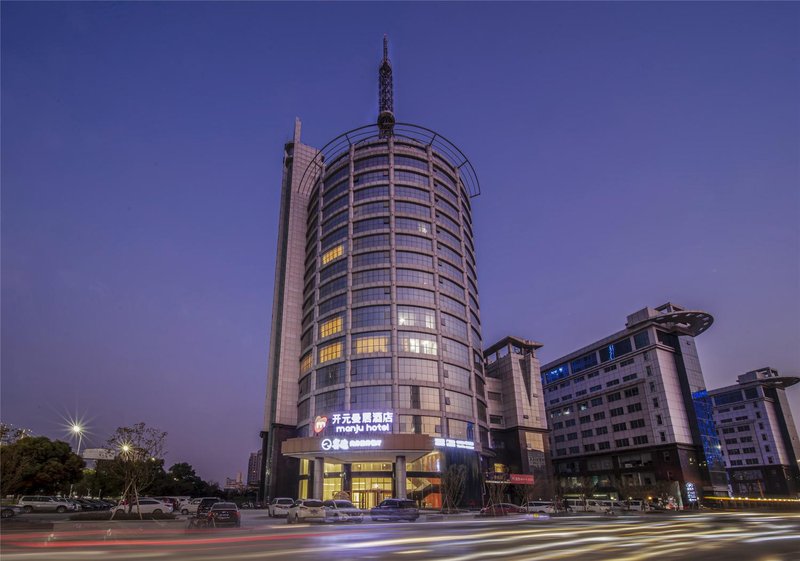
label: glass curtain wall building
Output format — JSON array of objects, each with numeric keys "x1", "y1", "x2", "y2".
[{"x1": 261, "y1": 39, "x2": 487, "y2": 508}]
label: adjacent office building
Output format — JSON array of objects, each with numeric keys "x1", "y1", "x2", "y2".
[
  {"x1": 247, "y1": 450, "x2": 262, "y2": 489},
  {"x1": 540, "y1": 303, "x2": 729, "y2": 503},
  {"x1": 261, "y1": 39, "x2": 488, "y2": 508},
  {"x1": 710, "y1": 367, "x2": 800, "y2": 497}
]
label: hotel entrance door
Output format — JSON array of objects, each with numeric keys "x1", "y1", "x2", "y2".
[
  {"x1": 352, "y1": 489, "x2": 391, "y2": 510},
  {"x1": 351, "y1": 476, "x2": 393, "y2": 509}
]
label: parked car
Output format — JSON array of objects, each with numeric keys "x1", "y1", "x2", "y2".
[
  {"x1": 1, "y1": 505, "x2": 24, "y2": 518},
  {"x1": 111, "y1": 498, "x2": 173, "y2": 515},
  {"x1": 584, "y1": 499, "x2": 624, "y2": 513},
  {"x1": 478, "y1": 503, "x2": 526, "y2": 516},
  {"x1": 523, "y1": 501, "x2": 559, "y2": 514},
  {"x1": 268, "y1": 497, "x2": 295, "y2": 517},
  {"x1": 322, "y1": 500, "x2": 363, "y2": 523},
  {"x1": 180, "y1": 498, "x2": 202, "y2": 515},
  {"x1": 206, "y1": 502, "x2": 241, "y2": 527},
  {"x1": 370, "y1": 498, "x2": 419, "y2": 522},
  {"x1": 287, "y1": 499, "x2": 326, "y2": 524},
  {"x1": 17, "y1": 496, "x2": 77, "y2": 513},
  {"x1": 196, "y1": 497, "x2": 223, "y2": 518},
  {"x1": 75, "y1": 498, "x2": 101, "y2": 511}
]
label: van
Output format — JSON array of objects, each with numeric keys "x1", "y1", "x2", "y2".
[
  {"x1": 565, "y1": 498, "x2": 587, "y2": 512},
  {"x1": 523, "y1": 501, "x2": 556, "y2": 514},
  {"x1": 585, "y1": 499, "x2": 624, "y2": 513}
]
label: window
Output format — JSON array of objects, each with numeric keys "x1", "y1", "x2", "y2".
[
  {"x1": 440, "y1": 313, "x2": 468, "y2": 339},
  {"x1": 316, "y1": 363, "x2": 345, "y2": 388},
  {"x1": 610, "y1": 407, "x2": 624, "y2": 417},
  {"x1": 352, "y1": 268, "x2": 391, "y2": 286},
  {"x1": 353, "y1": 251, "x2": 390, "y2": 268},
  {"x1": 319, "y1": 316, "x2": 343, "y2": 338},
  {"x1": 607, "y1": 392, "x2": 622, "y2": 402},
  {"x1": 322, "y1": 244, "x2": 344, "y2": 265},
  {"x1": 400, "y1": 385, "x2": 440, "y2": 410},
  {"x1": 615, "y1": 438, "x2": 630, "y2": 447},
  {"x1": 612, "y1": 422, "x2": 627, "y2": 432},
  {"x1": 396, "y1": 268, "x2": 434, "y2": 286},
  {"x1": 442, "y1": 338, "x2": 470, "y2": 365},
  {"x1": 606, "y1": 379, "x2": 620, "y2": 388},
  {"x1": 351, "y1": 358, "x2": 392, "y2": 381},
  {"x1": 632, "y1": 435, "x2": 648, "y2": 445},
  {"x1": 352, "y1": 286, "x2": 391, "y2": 304},
  {"x1": 591, "y1": 397, "x2": 603, "y2": 406},
  {"x1": 627, "y1": 403, "x2": 643, "y2": 413},
  {"x1": 579, "y1": 415, "x2": 591, "y2": 424},
  {"x1": 352, "y1": 332, "x2": 390, "y2": 354},
  {"x1": 584, "y1": 443, "x2": 596, "y2": 452},
  {"x1": 581, "y1": 429, "x2": 593, "y2": 438},
  {"x1": 396, "y1": 251, "x2": 434, "y2": 268},
  {"x1": 398, "y1": 357, "x2": 438, "y2": 383},
  {"x1": 444, "y1": 390, "x2": 473, "y2": 416},
  {"x1": 622, "y1": 373, "x2": 638, "y2": 382},
  {"x1": 396, "y1": 233, "x2": 433, "y2": 251},
  {"x1": 351, "y1": 306, "x2": 391, "y2": 329},
  {"x1": 300, "y1": 352, "x2": 313, "y2": 373},
  {"x1": 350, "y1": 385, "x2": 392, "y2": 409},
  {"x1": 598, "y1": 441, "x2": 611, "y2": 450},
  {"x1": 318, "y1": 341, "x2": 343, "y2": 363},
  {"x1": 630, "y1": 419, "x2": 646, "y2": 429},
  {"x1": 398, "y1": 331, "x2": 438, "y2": 355},
  {"x1": 593, "y1": 412, "x2": 606, "y2": 421},
  {"x1": 595, "y1": 426, "x2": 608, "y2": 435},
  {"x1": 624, "y1": 387, "x2": 640, "y2": 398},
  {"x1": 397, "y1": 306, "x2": 436, "y2": 330}
]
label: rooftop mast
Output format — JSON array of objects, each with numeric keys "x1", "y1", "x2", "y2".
[{"x1": 377, "y1": 35, "x2": 395, "y2": 138}]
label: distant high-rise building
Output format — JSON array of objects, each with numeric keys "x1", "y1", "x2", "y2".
[
  {"x1": 540, "y1": 303, "x2": 728, "y2": 504},
  {"x1": 247, "y1": 450, "x2": 262, "y2": 489},
  {"x1": 709, "y1": 367, "x2": 800, "y2": 497},
  {"x1": 261, "y1": 38, "x2": 486, "y2": 508}
]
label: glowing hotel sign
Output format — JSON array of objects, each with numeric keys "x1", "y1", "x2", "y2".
[
  {"x1": 321, "y1": 438, "x2": 383, "y2": 451},
  {"x1": 315, "y1": 412, "x2": 394, "y2": 435}
]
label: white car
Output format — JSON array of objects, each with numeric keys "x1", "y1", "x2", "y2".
[
  {"x1": 287, "y1": 499, "x2": 325, "y2": 523},
  {"x1": 111, "y1": 498, "x2": 173, "y2": 515},
  {"x1": 523, "y1": 501, "x2": 558, "y2": 514},
  {"x1": 17, "y1": 496, "x2": 77, "y2": 513},
  {"x1": 268, "y1": 497, "x2": 295, "y2": 517},
  {"x1": 180, "y1": 498, "x2": 202, "y2": 515}
]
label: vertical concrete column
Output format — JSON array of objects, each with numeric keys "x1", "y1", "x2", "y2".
[
  {"x1": 395, "y1": 455, "x2": 407, "y2": 499},
  {"x1": 313, "y1": 457, "x2": 324, "y2": 499}
]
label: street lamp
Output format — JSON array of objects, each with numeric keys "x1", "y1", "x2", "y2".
[{"x1": 70, "y1": 423, "x2": 84, "y2": 456}]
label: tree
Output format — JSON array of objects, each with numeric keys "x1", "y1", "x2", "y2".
[
  {"x1": 0, "y1": 436, "x2": 84, "y2": 496},
  {"x1": 0, "y1": 422, "x2": 32, "y2": 446},
  {"x1": 441, "y1": 464, "x2": 467, "y2": 512},
  {"x1": 105, "y1": 423, "x2": 167, "y2": 515}
]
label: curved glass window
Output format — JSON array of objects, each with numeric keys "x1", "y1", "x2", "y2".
[
  {"x1": 396, "y1": 218, "x2": 431, "y2": 235},
  {"x1": 399, "y1": 386, "x2": 440, "y2": 410},
  {"x1": 437, "y1": 244, "x2": 463, "y2": 265},
  {"x1": 350, "y1": 385, "x2": 392, "y2": 409},
  {"x1": 352, "y1": 286, "x2": 390, "y2": 304},
  {"x1": 394, "y1": 169, "x2": 429, "y2": 186},
  {"x1": 433, "y1": 167, "x2": 456, "y2": 189},
  {"x1": 324, "y1": 179, "x2": 349, "y2": 202},
  {"x1": 354, "y1": 200, "x2": 389, "y2": 217},
  {"x1": 321, "y1": 226, "x2": 348, "y2": 250},
  {"x1": 399, "y1": 357, "x2": 439, "y2": 383},
  {"x1": 470, "y1": 326, "x2": 482, "y2": 349},
  {"x1": 319, "y1": 294, "x2": 346, "y2": 316},
  {"x1": 353, "y1": 233, "x2": 389, "y2": 252},
  {"x1": 441, "y1": 313, "x2": 467, "y2": 339},
  {"x1": 319, "y1": 315, "x2": 344, "y2": 338},
  {"x1": 351, "y1": 357, "x2": 392, "y2": 381},
  {"x1": 354, "y1": 155, "x2": 389, "y2": 171},
  {"x1": 435, "y1": 183, "x2": 457, "y2": 205},
  {"x1": 320, "y1": 210, "x2": 345, "y2": 235},
  {"x1": 395, "y1": 201, "x2": 431, "y2": 218},
  {"x1": 353, "y1": 185, "x2": 389, "y2": 202},
  {"x1": 353, "y1": 251, "x2": 390, "y2": 268},
  {"x1": 396, "y1": 252, "x2": 434, "y2": 268},
  {"x1": 444, "y1": 390, "x2": 473, "y2": 416},
  {"x1": 435, "y1": 197, "x2": 459, "y2": 219},
  {"x1": 325, "y1": 166, "x2": 349, "y2": 188},
  {"x1": 318, "y1": 340, "x2": 343, "y2": 364},
  {"x1": 320, "y1": 259, "x2": 347, "y2": 282},
  {"x1": 396, "y1": 287, "x2": 435, "y2": 306},
  {"x1": 443, "y1": 363, "x2": 471, "y2": 390},
  {"x1": 351, "y1": 306, "x2": 391, "y2": 329},
  {"x1": 319, "y1": 276, "x2": 347, "y2": 300},
  {"x1": 299, "y1": 373, "x2": 312, "y2": 396},
  {"x1": 352, "y1": 268, "x2": 390, "y2": 286},
  {"x1": 354, "y1": 217, "x2": 390, "y2": 234},
  {"x1": 322, "y1": 195, "x2": 348, "y2": 219},
  {"x1": 436, "y1": 227, "x2": 460, "y2": 249},
  {"x1": 394, "y1": 155, "x2": 428, "y2": 171},
  {"x1": 397, "y1": 306, "x2": 436, "y2": 330},
  {"x1": 448, "y1": 419, "x2": 474, "y2": 440},
  {"x1": 439, "y1": 276, "x2": 464, "y2": 298},
  {"x1": 316, "y1": 389, "x2": 345, "y2": 412},
  {"x1": 298, "y1": 398, "x2": 310, "y2": 421},
  {"x1": 436, "y1": 212, "x2": 460, "y2": 233},
  {"x1": 469, "y1": 293, "x2": 480, "y2": 312},
  {"x1": 398, "y1": 331, "x2": 438, "y2": 356},
  {"x1": 396, "y1": 234, "x2": 433, "y2": 252},
  {"x1": 300, "y1": 351, "x2": 313, "y2": 373},
  {"x1": 442, "y1": 338, "x2": 470, "y2": 365},
  {"x1": 438, "y1": 259, "x2": 463, "y2": 281},
  {"x1": 321, "y1": 244, "x2": 344, "y2": 265},
  {"x1": 317, "y1": 362, "x2": 345, "y2": 389},
  {"x1": 395, "y1": 185, "x2": 429, "y2": 202},
  {"x1": 352, "y1": 332, "x2": 391, "y2": 354},
  {"x1": 396, "y1": 268, "x2": 434, "y2": 286},
  {"x1": 399, "y1": 416, "x2": 442, "y2": 435},
  {"x1": 301, "y1": 327, "x2": 313, "y2": 350},
  {"x1": 354, "y1": 170, "x2": 389, "y2": 185}
]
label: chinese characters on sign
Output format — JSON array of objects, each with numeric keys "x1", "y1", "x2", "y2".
[
  {"x1": 433, "y1": 437, "x2": 475, "y2": 450},
  {"x1": 330, "y1": 412, "x2": 393, "y2": 434},
  {"x1": 321, "y1": 438, "x2": 382, "y2": 451}
]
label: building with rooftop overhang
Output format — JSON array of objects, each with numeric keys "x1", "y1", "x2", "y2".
[
  {"x1": 540, "y1": 303, "x2": 729, "y2": 505},
  {"x1": 261, "y1": 38, "x2": 487, "y2": 508},
  {"x1": 709, "y1": 367, "x2": 800, "y2": 497}
]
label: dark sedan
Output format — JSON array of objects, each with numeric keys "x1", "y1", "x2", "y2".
[
  {"x1": 207, "y1": 502, "x2": 241, "y2": 527},
  {"x1": 478, "y1": 503, "x2": 526, "y2": 516},
  {"x1": 370, "y1": 499, "x2": 419, "y2": 522}
]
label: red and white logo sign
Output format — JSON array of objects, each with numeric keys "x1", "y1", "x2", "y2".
[{"x1": 314, "y1": 416, "x2": 328, "y2": 434}]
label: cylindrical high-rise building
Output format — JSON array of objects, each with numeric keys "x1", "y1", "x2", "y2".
[{"x1": 262, "y1": 39, "x2": 485, "y2": 509}]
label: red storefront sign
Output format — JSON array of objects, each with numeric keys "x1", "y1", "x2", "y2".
[{"x1": 509, "y1": 474, "x2": 535, "y2": 485}]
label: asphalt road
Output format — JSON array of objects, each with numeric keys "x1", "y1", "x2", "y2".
[{"x1": 2, "y1": 510, "x2": 799, "y2": 560}]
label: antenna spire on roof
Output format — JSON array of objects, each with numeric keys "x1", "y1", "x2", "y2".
[{"x1": 378, "y1": 34, "x2": 395, "y2": 138}]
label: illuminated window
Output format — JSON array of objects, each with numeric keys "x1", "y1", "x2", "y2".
[
  {"x1": 353, "y1": 334, "x2": 390, "y2": 354},
  {"x1": 322, "y1": 244, "x2": 344, "y2": 265},
  {"x1": 300, "y1": 352, "x2": 313, "y2": 372},
  {"x1": 399, "y1": 332, "x2": 438, "y2": 355},
  {"x1": 319, "y1": 316, "x2": 343, "y2": 338},
  {"x1": 319, "y1": 341, "x2": 343, "y2": 363}
]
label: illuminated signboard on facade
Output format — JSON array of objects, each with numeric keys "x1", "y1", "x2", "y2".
[
  {"x1": 321, "y1": 438, "x2": 382, "y2": 451},
  {"x1": 685, "y1": 482, "x2": 698, "y2": 503},
  {"x1": 434, "y1": 437, "x2": 475, "y2": 450},
  {"x1": 329, "y1": 412, "x2": 393, "y2": 434}
]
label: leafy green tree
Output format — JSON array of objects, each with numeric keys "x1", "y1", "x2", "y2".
[
  {"x1": 0, "y1": 436, "x2": 84, "y2": 496},
  {"x1": 105, "y1": 422, "x2": 167, "y2": 513}
]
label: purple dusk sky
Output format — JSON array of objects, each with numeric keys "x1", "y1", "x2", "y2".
[{"x1": 2, "y1": 2, "x2": 798, "y2": 483}]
